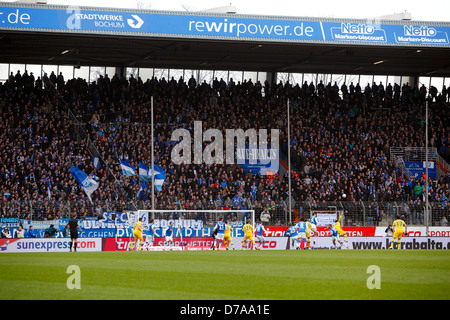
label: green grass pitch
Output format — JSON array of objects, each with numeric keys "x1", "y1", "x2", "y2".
[{"x1": 1, "y1": 250, "x2": 449, "y2": 300}]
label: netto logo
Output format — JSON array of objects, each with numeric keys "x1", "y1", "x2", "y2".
[
  {"x1": 404, "y1": 25, "x2": 437, "y2": 37},
  {"x1": 127, "y1": 14, "x2": 144, "y2": 29},
  {"x1": 341, "y1": 23, "x2": 375, "y2": 35}
]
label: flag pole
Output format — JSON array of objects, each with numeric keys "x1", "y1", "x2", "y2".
[
  {"x1": 287, "y1": 98, "x2": 292, "y2": 224},
  {"x1": 425, "y1": 100, "x2": 429, "y2": 233},
  {"x1": 151, "y1": 96, "x2": 155, "y2": 211}
]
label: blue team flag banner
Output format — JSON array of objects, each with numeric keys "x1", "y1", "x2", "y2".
[
  {"x1": 139, "y1": 162, "x2": 150, "y2": 181},
  {"x1": 120, "y1": 159, "x2": 136, "y2": 176},
  {"x1": 153, "y1": 164, "x2": 166, "y2": 191},
  {"x1": 70, "y1": 166, "x2": 99, "y2": 203}
]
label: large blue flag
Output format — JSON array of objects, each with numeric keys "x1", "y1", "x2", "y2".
[{"x1": 120, "y1": 159, "x2": 136, "y2": 176}]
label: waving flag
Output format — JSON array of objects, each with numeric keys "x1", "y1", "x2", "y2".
[
  {"x1": 139, "y1": 162, "x2": 150, "y2": 181},
  {"x1": 152, "y1": 164, "x2": 166, "y2": 191},
  {"x1": 92, "y1": 156, "x2": 100, "y2": 170},
  {"x1": 120, "y1": 159, "x2": 136, "y2": 176},
  {"x1": 70, "y1": 166, "x2": 99, "y2": 203},
  {"x1": 46, "y1": 176, "x2": 52, "y2": 200},
  {"x1": 138, "y1": 162, "x2": 167, "y2": 191}
]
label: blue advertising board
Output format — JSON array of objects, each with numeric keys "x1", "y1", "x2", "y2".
[
  {"x1": 236, "y1": 147, "x2": 279, "y2": 175},
  {"x1": 0, "y1": 3, "x2": 449, "y2": 47},
  {"x1": 0, "y1": 215, "x2": 246, "y2": 238},
  {"x1": 1, "y1": 220, "x2": 245, "y2": 238},
  {"x1": 404, "y1": 161, "x2": 437, "y2": 179}
]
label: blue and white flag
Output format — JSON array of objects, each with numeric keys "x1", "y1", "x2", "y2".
[
  {"x1": 139, "y1": 162, "x2": 150, "y2": 181},
  {"x1": 120, "y1": 159, "x2": 136, "y2": 176},
  {"x1": 148, "y1": 164, "x2": 165, "y2": 178},
  {"x1": 92, "y1": 156, "x2": 100, "y2": 170},
  {"x1": 138, "y1": 163, "x2": 166, "y2": 191},
  {"x1": 70, "y1": 166, "x2": 99, "y2": 203},
  {"x1": 46, "y1": 177, "x2": 51, "y2": 200},
  {"x1": 152, "y1": 165, "x2": 166, "y2": 191}
]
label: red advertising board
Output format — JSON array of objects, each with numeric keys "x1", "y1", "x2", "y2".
[
  {"x1": 264, "y1": 226, "x2": 377, "y2": 237},
  {"x1": 0, "y1": 238, "x2": 102, "y2": 252},
  {"x1": 103, "y1": 236, "x2": 290, "y2": 251},
  {"x1": 103, "y1": 236, "x2": 216, "y2": 251}
]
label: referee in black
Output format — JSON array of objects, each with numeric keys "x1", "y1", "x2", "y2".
[
  {"x1": 68, "y1": 213, "x2": 82, "y2": 252},
  {"x1": 210, "y1": 227, "x2": 218, "y2": 250}
]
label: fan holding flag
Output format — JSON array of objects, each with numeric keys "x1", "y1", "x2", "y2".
[{"x1": 70, "y1": 166, "x2": 100, "y2": 203}]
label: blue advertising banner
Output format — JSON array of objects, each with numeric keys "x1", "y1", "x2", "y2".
[
  {"x1": 1, "y1": 4, "x2": 449, "y2": 47},
  {"x1": 1, "y1": 217, "x2": 247, "y2": 238},
  {"x1": 100, "y1": 211, "x2": 128, "y2": 224},
  {"x1": 236, "y1": 147, "x2": 279, "y2": 175},
  {"x1": 404, "y1": 161, "x2": 437, "y2": 179}
]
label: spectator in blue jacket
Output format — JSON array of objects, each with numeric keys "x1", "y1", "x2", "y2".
[{"x1": 25, "y1": 225, "x2": 37, "y2": 238}]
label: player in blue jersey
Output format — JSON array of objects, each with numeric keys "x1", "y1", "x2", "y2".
[
  {"x1": 309, "y1": 213, "x2": 319, "y2": 246},
  {"x1": 144, "y1": 218, "x2": 155, "y2": 250},
  {"x1": 213, "y1": 218, "x2": 226, "y2": 250},
  {"x1": 327, "y1": 223, "x2": 342, "y2": 249},
  {"x1": 255, "y1": 221, "x2": 267, "y2": 250},
  {"x1": 286, "y1": 222, "x2": 300, "y2": 250},
  {"x1": 296, "y1": 217, "x2": 308, "y2": 250},
  {"x1": 164, "y1": 221, "x2": 175, "y2": 251}
]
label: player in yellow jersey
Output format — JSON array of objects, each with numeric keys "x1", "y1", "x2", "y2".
[
  {"x1": 333, "y1": 211, "x2": 349, "y2": 249},
  {"x1": 130, "y1": 217, "x2": 143, "y2": 251},
  {"x1": 389, "y1": 215, "x2": 407, "y2": 249},
  {"x1": 241, "y1": 220, "x2": 256, "y2": 250},
  {"x1": 224, "y1": 220, "x2": 235, "y2": 250},
  {"x1": 305, "y1": 220, "x2": 313, "y2": 249}
]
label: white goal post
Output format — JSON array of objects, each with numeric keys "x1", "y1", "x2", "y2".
[{"x1": 138, "y1": 209, "x2": 255, "y2": 228}]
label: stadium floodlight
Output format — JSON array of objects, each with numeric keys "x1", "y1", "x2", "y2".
[{"x1": 425, "y1": 100, "x2": 430, "y2": 232}]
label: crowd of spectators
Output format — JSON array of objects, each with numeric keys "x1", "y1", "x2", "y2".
[{"x1": 0, "y1": 69, "x2": 449, "y2": 226}]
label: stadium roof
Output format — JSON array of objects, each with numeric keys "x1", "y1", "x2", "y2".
[{"x1": 1, "y1": 3, "x2": 450, "y2": 76}]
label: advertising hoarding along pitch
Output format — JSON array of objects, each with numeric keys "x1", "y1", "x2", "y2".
[{"x1": 0, "y1": 4, "x2": 449, "y2": 47}]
